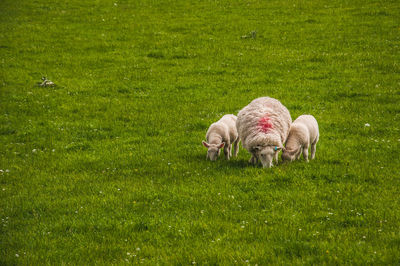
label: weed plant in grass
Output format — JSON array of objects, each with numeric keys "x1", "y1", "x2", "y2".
[{"x1": 1, "y1": 0, "x2": 400, "y2": 264}]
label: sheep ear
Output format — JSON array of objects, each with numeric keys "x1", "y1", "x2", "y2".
[
  {"x1": 202, "y1": 141, "x2": 210, "y2": 148},
  {"x1": 274, "y1": 146, "x2": 284, "y2": 151},
  {"x1": 218, "y1": 143, "x2": 225, "y2": 149},
  {"x1": 252, "y1": 146, "x2": 261, "y2": 152}
]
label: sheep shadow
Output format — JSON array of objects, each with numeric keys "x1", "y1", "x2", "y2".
[
  {"x1": 191, "y1": 151, "x2": 309, "y2": 170},
  {"x1": 190, "y1": 153, "x2": 252, "y2": 169}
]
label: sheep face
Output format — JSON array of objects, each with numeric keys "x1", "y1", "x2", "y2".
[
  {"x1": 202, "y1": 141, "x2": 225, "y2": 161},
  {"x1": 281, "y1": 150, "x2": 295, "y2": 162},
  {"x1": 281, "y1": 148, "x2": 300, "y2": 162},
  {"x1": 253, "y1": 145, "x2": 281, "y2": 168}
]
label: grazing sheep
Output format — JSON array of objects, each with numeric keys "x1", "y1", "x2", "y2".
[
  {"x1": 282, "y1": 115, "x2": 319, "y2": 162},
  {"x1": 202, "y1": 114, "x2": 240, "y2": 161},
  {"x1": 236, "y1": 97, "x2": 292, "y2": 168}
]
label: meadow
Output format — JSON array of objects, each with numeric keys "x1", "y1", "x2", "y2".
[{"x1": 1, "y1": 0, "x2": 400, "y2": 264}]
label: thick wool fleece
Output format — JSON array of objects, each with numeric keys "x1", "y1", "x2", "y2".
[
  {"x1": 283, "y1": 114, "x2": 319, "y2": 161},
  {"x1": 204, "y1": 114, "x2": 239, "y2": 160},
  {"x1": 236, "y1": 97, "x2": 292, "y2": 151}
]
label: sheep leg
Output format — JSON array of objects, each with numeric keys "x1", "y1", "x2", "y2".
[
  {"x1": 233, "y1": 139, "x2": 239, "y2": 157},
  {"x1": 303, "y1": 144, "x2": 309, "y2": 162},
  {"x1": 249, "y1": 154, "x2": 258, "y2": 165},
  {"x1": 311, "y1": 134, "x2": 319, "y2": 160},
  {"x1": 296, "y1": 148, "x2": 302, "y2": 160},
  {"x1": 224, "y1": 142, "x2": 231, "y2": 160},
  {"x1": 249, "y1": 155, "x2": 254, "y2": 164},
  {"x1": 310, "y1": 143, "x2": 317, "y2": 160},
  {"x1": 274, "y1": 151, "x2": 279, "y2": 165},
  {"x1": 224, "y1": 148, "x2": 229, "y2": 160}
]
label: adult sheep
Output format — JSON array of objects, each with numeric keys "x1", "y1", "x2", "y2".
[{"x1": 236, "y1": 97, "x2": 292, "y2": 168}]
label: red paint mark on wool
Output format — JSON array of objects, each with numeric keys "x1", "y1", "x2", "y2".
[{"x1": 258, "y1": 116, "x2": 273, "y2": 133}]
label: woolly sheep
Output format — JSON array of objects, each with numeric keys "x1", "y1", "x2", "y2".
[
  {"x1": 282, "y1": 115, "x2": 319, "y2": 162},
  {"x1": 236, "y1": 97, "x2": 292, "y2": 168},
  {"x1": 202, "y1": 114, "x2": 240, "y2": 161}
]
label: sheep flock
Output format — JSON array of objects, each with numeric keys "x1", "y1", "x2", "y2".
[{"x1": 202, "y1": 96, "x2": 319, "y2": 168}]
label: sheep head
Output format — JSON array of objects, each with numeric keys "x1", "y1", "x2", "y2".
[
  {"x1": 202, "y1": 141, "x2": 225, "y2": 161},
  {"x1": 252, "y1": 145, "x2": 283, "y2": 168},
  {"x1": 281, "y1": 148, "x2": 300, "y2": 162}
]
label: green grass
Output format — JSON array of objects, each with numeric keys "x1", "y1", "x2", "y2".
[{"x1": 1, "y1": 0, "x2": 400, "y2": 264}]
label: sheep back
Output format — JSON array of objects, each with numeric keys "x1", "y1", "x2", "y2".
[
  {"x1": 206, "y1": 114, "x2": 238, "y2": 144},
  {"x1": 292, "y1": 114, "x2": 319, "y2": 144},
  {"x1": 237, "y1": 97, "x2": 292, "y2": 151}
]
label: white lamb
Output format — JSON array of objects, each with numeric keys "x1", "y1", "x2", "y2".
[
  {"x1": 236, "y1": 97, "x2": 292, "y2": 168},
  {"x1": 202, "y1": 114, "x2": 240, "y2": 161},
  {"x1": 282, "y1": 115, "x2": 319, "y2": 162}
]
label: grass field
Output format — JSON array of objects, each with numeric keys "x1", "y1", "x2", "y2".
[{"x1": 1, "y1": 0, "x2": 400, "y2": 264}]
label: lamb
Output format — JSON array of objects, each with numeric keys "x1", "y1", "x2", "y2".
[
  {"x1": 236, "y1": 97, "x2": 292, "y2": 168},
  {"x1": 202, "y1": 114, "x2": 240, "y2": 161},
  {"x1": 282, "y1": 115, "x2": 319, "y2": 162}
]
